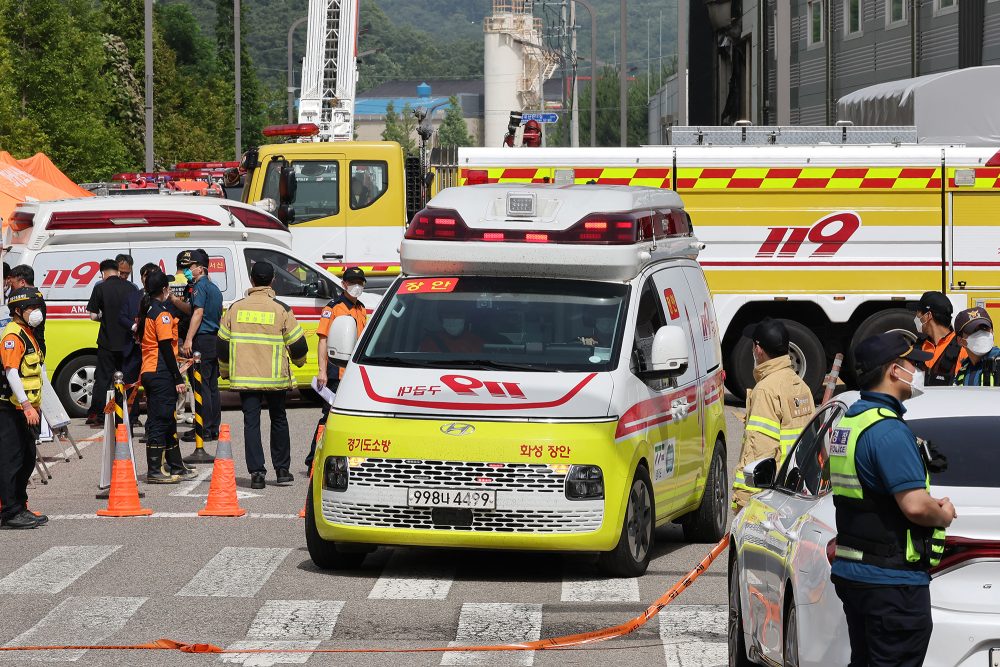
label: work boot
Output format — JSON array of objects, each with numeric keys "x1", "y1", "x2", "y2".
[
  {"x1": 147, "y1": 471, "x2": 181, "y2": 484},
  {"x1": 29, "y1": 511, "x2": 49, "y2": 526},
  {"x1": 275, "y1": 469, "x2": 294, "y2": 486},
  {"x1": 1, "y1": 511, "x2": 39, "y2": 529},
  {"x1": 250, "y1": 472, "x2": 266, "y2": 490},
  {"x1": 173, "y1": 467, "x2": 198, "y2": 481}
]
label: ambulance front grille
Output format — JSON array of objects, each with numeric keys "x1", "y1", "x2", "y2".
[
  {"x1": 321, "y1": 501, "x2": 603, "y2": 533},
  {"x1": 349, "y1": 458, "x2": 565, "y2": 492}
]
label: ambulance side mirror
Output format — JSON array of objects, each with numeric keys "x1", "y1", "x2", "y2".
[
  {"x1": 328, "y1": 315, "x2": 358, "y2": 368},
  {"x1": 642, "y1": 325, "x2": 689, "y2": 380},
  {"x1": 743, "y1": 457, "x2": 777, "y2": 489}
]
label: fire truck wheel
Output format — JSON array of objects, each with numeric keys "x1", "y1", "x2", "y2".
[
  {"x1": 54, "y1": 354, "x2": 98, "y2": 419},
  {"x1": 845, "y1": 308, "x2": 919, "y2": 384},
  {"x1": 727, "y1": 319, "x2": 825, "y2": 401}
]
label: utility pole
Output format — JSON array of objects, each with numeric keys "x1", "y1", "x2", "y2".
[
  {"x1": 570, "y1": 0, "x2": 579, "y2": 147},
  {"x1": 234, "y1": 0, "x2": 242, "y2": 159},
  {"x1": 619, "y1": 0, "x2": 627, "y2": 147},
  {"x1": 287, "y1": 16, "x2": 308, "y2": 123},
  {"x1": 574, "y1": 0, "x2": 597, "y2": 147},
  {"x1": 647, "y1": 17, "x2": 651, "y2": 101},
  {"x1": 144, "y1": 0, "x2": 153, "y2": 172}
]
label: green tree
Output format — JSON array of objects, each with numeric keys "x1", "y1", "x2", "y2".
[
  {"x1": 0, "y1": 0, "x2": 132, "y2": 181},
  {"x1": 437, "y1": 96, "x2": 472, "y2": 148},
  {"x1": 576, "y1": 67, "x2": 650, "y2": 147},
  {"x1": 381, "y1": 101, "x2": 417, "y2": 156},
  {"x1": 215, "y1": 0, "x2": 264, "y2": 153}
]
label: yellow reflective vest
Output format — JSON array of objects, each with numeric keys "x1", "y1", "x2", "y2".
[
  {"x1": 218, "y1": 287, "x2": 306, "y2": 391},
  {"x1": 733, "y1": 355, "x2": 815, "y2": 510},
  {"x1": 0, "y1": 321, "x2": 44, "y2": 409}
]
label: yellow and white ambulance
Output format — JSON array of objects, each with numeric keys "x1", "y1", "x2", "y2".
[
  {"x1": 451, "y1": 143, "x2": 1000, "y2": 397},
  {"x1": 306, "y1": 184, "x2": 728, "y2": 577},
  {"x1": 2, "y1": 195, "x2": 379, "y2": 416}
]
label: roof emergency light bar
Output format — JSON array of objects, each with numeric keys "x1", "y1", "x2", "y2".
[
  {"x1": 404, "y1": 207, "x2": 692, "y2": 246},
  {"x1": 262, "y1": 123, "x2": 321, "y2": 138}
]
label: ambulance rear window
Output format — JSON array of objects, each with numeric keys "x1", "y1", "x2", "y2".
[{"x1": 358, "y1": 277, "x2": 629, "y2": 373}]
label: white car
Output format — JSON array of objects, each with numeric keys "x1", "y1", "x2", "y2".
[{"x1": 729, "y1": 387, "x2": 1000, "y2": 667}]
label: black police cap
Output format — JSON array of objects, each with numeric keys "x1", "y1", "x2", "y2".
[
  {"x1": 907, "y1": 291, "x2": 953, "y2": 319},
  {"x1": 342, "y1": 266, "x2": 366, "y2": 284},
  {"x1": 854, "y1": 331, "x2": 932, "y2": 375}
]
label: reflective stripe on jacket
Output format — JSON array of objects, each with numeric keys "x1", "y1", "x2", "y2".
[
  {"x1": 830, "y1": 407, "x2": 945, "y2": 570},
  {"x1": 733, "y1": 354, "x2": 815, "y2": 510},
  {"x1": 0, "y1": 322, "x2": 44, "y2": 408},
  {"x1": 218, "y1": 287, "x2": 306, "y2": 390}
]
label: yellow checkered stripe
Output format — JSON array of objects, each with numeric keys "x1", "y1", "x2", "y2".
[
  {"x1": 456, "y1": 165, "x2": 1000, "y2": 191},
  {"x1": 323, "y1": 264, "x2": 401, "y2": 277}
]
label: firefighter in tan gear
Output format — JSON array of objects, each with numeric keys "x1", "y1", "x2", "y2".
[{"x1": 732, "y1": 318, "x2": 815, "y2": 512}]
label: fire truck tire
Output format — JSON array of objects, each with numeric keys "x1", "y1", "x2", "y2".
[
  {"x1": 727, "y1": 319, "x2": 825, "y2": 401},
  {"x1": 305, "y1": 484, "x2": 368, "y2": 570},
  {"x1": 845, "y1": 309, "x2": 919, "y2": 383},
  {"x1": 54, "y1": 354, "x2": 98, "y2": 419}
]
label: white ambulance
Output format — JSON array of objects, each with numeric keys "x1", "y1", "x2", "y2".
[
  {"x1": 2, "y1": 195, "x2": 379, "y2": 416},
  {"x1": 306, "y1": 184, "x2": 729, "y2": 577}
]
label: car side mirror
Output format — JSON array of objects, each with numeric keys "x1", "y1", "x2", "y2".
[
  {"x1": 640, "y1": 325, "x2": 689, "y2": 380},
  {"x1": 278, "y1": 165, "x2": 297, "y2": 204},
  {"x1": 328, "y1": 315, "x2": 358, "y2": 368},
  {"x1": 744, "y1": 457, "x2": 777, "y2": 489}
]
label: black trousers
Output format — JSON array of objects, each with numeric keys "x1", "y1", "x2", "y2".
[
  {"x1": 141, "y1": 372, "x2": 185, "y2": 475},
  {"x1": 304, "y1": 378, "x2": 338, "y2": 468},
  {"x1": 0, "y1": 408, "x2": 37, "y2": 522},
  {"x1": 89, "y1": 348, "x2": 124, "y2": 418},
  {"x1": 833, "y1": 576, "x2": 933, "y2": 667},
  {"x1": 240, "y1": 391, "x2": 290, "y2": 475},
  {"x1": 193, "y1": 334, "x2": 221, "y2": 437}
]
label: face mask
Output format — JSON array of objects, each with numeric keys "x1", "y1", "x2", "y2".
[
  {"x1": 442, "y1": 318, "x2": 465, "y2": 336},
  {"x1": 894, "y1": 364, "x2": 925, "y2": 400},
  {"x1": 913, "y1": 315, "x2": 925, "y2": 333},
  {"x1": 182, "y1": 268, "x2": 194, "y2": 282},
  {"x1": 26, "y1": 309, "x2": 44, "y2": 328},
  {"x1": 967, "y1": 330, "x2": 995, "y2": 356},
  {"x1": 346, "y1": 284, "x2": 364, "y2": 299}
]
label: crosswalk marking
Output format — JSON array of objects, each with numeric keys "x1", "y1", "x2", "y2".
[
  {"x1": 0, "y1": 545, "x2": 121, "y2": 595},
  {"x1": 659, "y1": 604, "x2": 727, "y2": 667},
  {"x1": 1, "y1": 596, "x2": 146, "y2": 662},
  {"x1": 176, "y1": 547, "x2": 291, "y2": 598},
  {"x1": 560, "y1": 575, "x2": 640, "y2": 602},
  {"x1": 368, "y1": 552, "x2": 455, "y2": 600},
  {"x1": 221, "y1": 600, "x2": 345, "y2": 666},
  {"x1": 441, "y1": 603, "x2": 543, "y2": 666}
]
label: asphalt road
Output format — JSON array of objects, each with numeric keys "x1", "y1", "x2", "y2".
[{"x1": 0, "y1": 394, "x2": 746, "y2": 666}]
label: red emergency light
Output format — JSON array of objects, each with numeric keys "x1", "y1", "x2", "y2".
[
  {"x1": 405, "y1": 207, "x2": 692, "y2": 245},
  {"x1": 47, "y1": 210, "x2": 220, "y2": 230},
  {"x1": 465, "y1": 170, "x2": 489, "y2": 185},
  {"x1": 262, "y1": 123, "x2": 320, "y2": 138},
  {"x1": 175, "y1": 161, "x2": 241, "y2": 170}
]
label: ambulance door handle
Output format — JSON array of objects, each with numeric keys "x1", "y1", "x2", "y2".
[{"x1": 322, "y1": 253, "x2": 344, "y2": 261}]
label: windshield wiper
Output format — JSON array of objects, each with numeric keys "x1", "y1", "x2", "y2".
[
  {"x1": 446, "y1": 359, "x2": 552, "y2": 372},
  {"x1": 361, "y1": 356, "x2": 443, "y2": 368}
]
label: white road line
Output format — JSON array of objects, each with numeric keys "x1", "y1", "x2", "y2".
[
  {"x1": 0, "y1": 545, "x2": 121, "y2": 595},
  {"x1": 560, "y1": 575, "x2": 640, "y2": 602},
  {"x1": 659, "y1": 604, "x2": 727, "y2": 667},
  {"x1": 441, "y1": 603, "x2": 543, "y2": 666},
  {"x1": 49, "y1": 513, "x2": 299, "y2": 520},
  {"x1": 220, "y1": 600, "x2": 345, "y2": 666},
  {"x1": 176, "y1": 547, "x2": 291, "y2": 598},
  {"x1": 1, "y1": 596, "x2": 146, "y2": 662},
  {"x1": 169, "y1": 467, "x2": 213, "y2": 496},
  {"x1": 368, "y1": 553, "x2": 455, "y2": 600}
]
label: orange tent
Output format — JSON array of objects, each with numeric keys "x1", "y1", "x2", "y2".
[
  {"x1": 0, "y1": 152, "x2": 92, "y2": 233},
  {"x1": 15, "y1": 153, "x2": 94, "y2": 198}
]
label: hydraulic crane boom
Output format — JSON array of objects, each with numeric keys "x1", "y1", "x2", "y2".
[{"x1": 298, "y1": 0, "x2": 359, "y2": 141}]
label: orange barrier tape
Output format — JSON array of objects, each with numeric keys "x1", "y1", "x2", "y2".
[{"x1": 0, "y1": 534, "x2": 729, "y2": 656}]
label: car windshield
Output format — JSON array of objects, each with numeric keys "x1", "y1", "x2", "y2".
[
  {"x1": 358, "y1": 276, "x2": 629, "y2": 372},
  {"x1": 909, "y1": 416, "x2": 1000, "y2": 488}
]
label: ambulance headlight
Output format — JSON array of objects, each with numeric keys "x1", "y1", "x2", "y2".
[
  {"x1": 323, "y1": 456, "x2": 349, "y2": 491},
  {"x1": 565, "y1": 465, "x2": 604, "y2": 500}
]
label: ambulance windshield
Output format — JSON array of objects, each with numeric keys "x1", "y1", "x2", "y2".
[{"x1": 359, "y1": 277, "x2": 629, "y2": 372}]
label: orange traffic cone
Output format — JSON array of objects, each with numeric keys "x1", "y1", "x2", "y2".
[
  {"x1": 299, "y1": 425, "x2": 324, "y2": 519},
  {"x1": 198, "y1": 425, "x2": 246, "y2": 517},
  {"x1": 97, "y1": 424, "x2": 153, "y2": 517}
]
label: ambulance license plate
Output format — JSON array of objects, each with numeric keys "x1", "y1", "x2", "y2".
[{"x1": 407, "y1": 488, "x2": 496, "y2": 509}]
